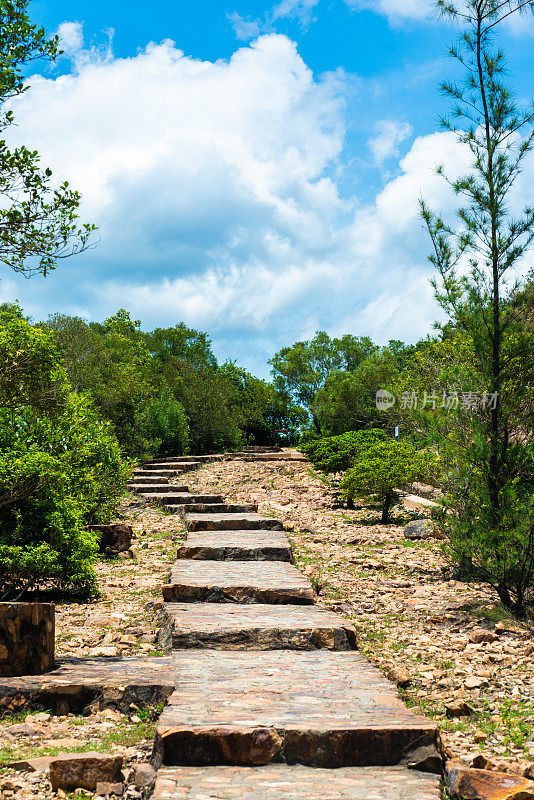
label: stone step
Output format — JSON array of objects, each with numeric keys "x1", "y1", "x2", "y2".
[
  {"x1": 185, "y1": 513, "x2": 284, "y2": 532},
  {"x1": 152, "y1": 766, "x2": 442, "y2": 800},
  {"x1": 177, "y1": 531, "x2": 293, "y2": 561},
  {"x1": 137, "y1": 464, "x2": 191, "y2": 473},
  {"x1": 158, "y1": 602, "x2": 357, "y2": 650},
  {"x1": 143, "y1": 461, "x2": 201, "y2": 470},
  {"x1": 173, "y1": 503, "x2": 258, "y2": 515},
  {"x1": 144, "y1": 456, "x2": 202, "y2": 464},
  {"x1": 223, "y1": 451, "x2": 306, "y2": 462},
  {"x1": 162, "y1": 561, "x2": 315, "y2": 604},
  {"x1": 0, "y1": 656, "x2": 177, "y2": 716},
  {"x1": 141, "y1": 493, "x2": 221, "y2": 505},
  {"x1": 152, "y1": 650, "x2": 441, "y2": 769},
  {"x1": 133, "y1": 469, "x2": 182, "y2": 478},
  {"x1": 129, "y1": 484, "x2": 188, "y2": 494},
  {"x1": 128, "y1": 476, "x2": 169, "y2": 485}
]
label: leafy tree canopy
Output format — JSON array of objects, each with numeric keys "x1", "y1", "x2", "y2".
[
  {"x1": 269, "y1": 331, "x2": 378, "y2": 432},
  {"x1": 0, "y1": 0, "x2": 95, "y2": 276}
]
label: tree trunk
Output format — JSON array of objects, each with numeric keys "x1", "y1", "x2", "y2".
[
  {"x1": 312, "y1": 411, "x2": 321, "y2": 435},
  {"x1": 347, "y1": 496, "x2": 354, "y2": 510},
  {"x1": 381, "y1": 493, "x2": 393, "y2": 524},
  {"x1": 476, "y1": 11, "x2": 502, "y2": 528}
]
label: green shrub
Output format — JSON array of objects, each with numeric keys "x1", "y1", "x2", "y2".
[
  {"x1": 301, "y1": 429, "x2": 389, "y2": 474},
  {"x1": 339, "y1": 440, "x2": 426, "y2": 523}
]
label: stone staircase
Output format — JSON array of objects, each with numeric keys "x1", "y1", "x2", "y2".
[
  {"x1": 140, "y1": 454, "x2": 443, "y2": 798},
  {"x1": 0, "y1": 450, "x2": 444, "y2": 797}
]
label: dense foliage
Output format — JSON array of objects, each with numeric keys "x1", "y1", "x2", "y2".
[
  {"x1": 0, "y1": 307, "x2": 129, "y2": 598},
  {"x1": 44, "y1": 310, "x2": 303, "y2": 457},
  {"x1": 269, "y1": 332, "x2": 377, "y2": 434}
]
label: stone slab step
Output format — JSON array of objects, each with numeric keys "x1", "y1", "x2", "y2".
[
  {"x1": 185, "y1": 513, "x2": 284, "y2": 532},
  {"x1": 241, "y1": 453, "x2": 307, "y2": 462},
  {"x1": 162, "y1": 561, "x2": 315, "y2": 604},
  {"x1": 174, "y1": 503, "x2": 258, "y2": 515},
  {"x1": 133, "y1": 470, "x2": 182, "y2": 478},
  {"x1": 153, "y1": 650, "x2": 440, "y2": 768},
  {"x1": 141, "y1": 493, "x2": 222, "y2": 505},
  {"x1": 158, "y1": 602, "x2": 357, "y2": 650},
  {"x1": 145, "y1": 456, "x2": 202, "y2": 464},
  {"x1": 144, "y1": 461, "x2": 201, "y2": 470},
  {"x1": 129, "y1": 484, "x2": 187, "y2": 494},
  {"x1": 0, "y1": 657, "x2": 177, "y2": 716},
  {"x1": 177, "y1": 531, "x2": 293, "y2": 561},
  {"x1": 152, "y1": 765, "x2": 442, "y2": 800},
  {"x1": 223, "y1": 451, "x2": 306, "y2": 462},
  {"x1": 137, "y1": 465, "x2": 191, "y2": 474},
  {"x1": 128, "y1": 476, "x2": 169, "y2": 485}
]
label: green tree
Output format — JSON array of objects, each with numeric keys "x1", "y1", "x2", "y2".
[
  {"x1": 269, "y1": 332, "x2": 377, "y2": 433},
  {"x1": 0, "y1": 311, "x2": 128, "y2": 598},
  {"x1": 340, "y1": 440, "x2": 426, "y2": 524},
  {"x1": 313, "y1": 348, "x2": 404, "y2": 435},
  {"x1": 0, "y1": 302, "x2": 66, "y2": 409},
  {"x1": 0, "y1": 0, "x2": 94, "y2": 276},
  {"x1": 45, "y1": 310, "x2": 190, "y2": 457},
  {"x1": 418, "y1": 0, "x2": 534, "y2": 614},
  {"x1": 221, "y1": 362, "x2": 306, "y2": 445}
]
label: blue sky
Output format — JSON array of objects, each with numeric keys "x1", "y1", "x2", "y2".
[{"x1": 4, "y1": 0, "x2": 534, "y2": 375}]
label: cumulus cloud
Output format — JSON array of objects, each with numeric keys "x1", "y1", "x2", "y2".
[
  {"x1": 367, "y1": 119, "x2": 413, "y2": 164},
  {"x1": 6, "y1": 24, "x2": 533, "y2": 374}
]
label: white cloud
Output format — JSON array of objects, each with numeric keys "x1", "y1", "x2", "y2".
[
  {"x1": 367, "y1": 119, "x2": 413, "y2": 164},
  {"x1": 348, "y1": 0, "x2": 534, "y2": 30},
  {"x1": 228, "y1": 12, "x2": 262, "y2": 41},
  {"x1": 345, "y1": 0, "x2": 430, "y2": 21},
  {"x1": 56, "y1": 21, "x2": 84, "y2": 56},
  {"x1": 272, "y1": 0, "x2": 321, "y2": 24},
  {"x1": 6, "y1": 25, "x2": 534, "y2": 374}
]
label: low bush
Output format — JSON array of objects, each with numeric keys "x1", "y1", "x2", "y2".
[
  {"x1": 340, "y1": 440, "x2": 427, "y2": 523},
  {"x1": 301, "y1": 429, "x2": 389, "y2": 474}
]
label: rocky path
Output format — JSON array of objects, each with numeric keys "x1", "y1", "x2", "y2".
[
  {"x1": 4, "y1": 453, "x2": 534, "y2": 797},
  {"x1": 136, "y1": 454, "x2": 443, "y2": 799}
]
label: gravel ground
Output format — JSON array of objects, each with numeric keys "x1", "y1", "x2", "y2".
[
  {"x1": 186, "y1": 458, "x2": 534, "y2": 775},
  {"x1": 2, "y1": 457, "x2": 534, "y2": 798}
]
